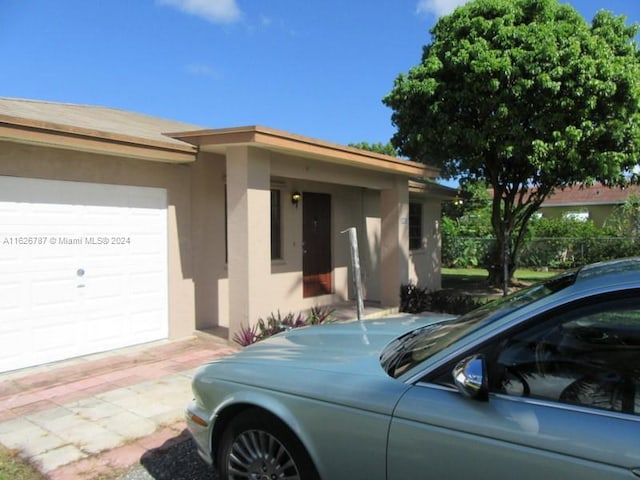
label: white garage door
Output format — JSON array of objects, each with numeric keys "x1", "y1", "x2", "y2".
[{"x1": 0, "y1": 176, "x2": 168, "y2": 372}]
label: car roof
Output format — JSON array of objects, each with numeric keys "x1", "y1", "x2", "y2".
[{"x1": 574, "y1": 257, "x2": 640, "y2": 288}]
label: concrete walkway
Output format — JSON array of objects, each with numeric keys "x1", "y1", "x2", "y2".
[{"x1": 0, "y1": 336, "x2": 236, "y2": 479}]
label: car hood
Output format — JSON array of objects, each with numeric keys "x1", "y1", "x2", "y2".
[
  {"x1": 194, "y1": 314, "x2": 453, "y2": 415},
  {"x1": 234, "y1": 314, "x2": 450, "y2": 372}
]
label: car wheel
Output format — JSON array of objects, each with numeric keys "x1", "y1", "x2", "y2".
[{"x1": 217, "y1": 408, "x2": 318, "y2": 480}]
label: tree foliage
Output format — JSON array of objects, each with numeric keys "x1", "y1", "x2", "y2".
[
  {"x1": 349, "y1": 141, "x2": 399, "y2": 156},
  {"x1": 384, "y1": 0, "x2": 640, "y2": 285},
  {"x1": 604, "y1": 193, "x2": 640, "y2": 236}
]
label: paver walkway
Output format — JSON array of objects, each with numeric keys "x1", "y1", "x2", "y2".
[{"x1": 0, "y1": 336, "x2": 236, "y2": 479}]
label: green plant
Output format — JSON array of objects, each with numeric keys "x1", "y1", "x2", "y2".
[
  {"x1": 427, "y1": 290, "x2": 492, "y2": 315},
  {"x1": 0, "y1": 446, "x2": 45, "y2": 480},
  {"x1": 399, "y1": 283, "x2": 432, "y2": 314},
  {"x1": 281, "y1": 312, "x2": 307, "y2": 329},
  {"x1": 257, "y1": 311, "x2": 289, "y2": 339},
  {"x1": 234, "y1": 306, "x2": 336, "y2": 346},
  {"x1": 306, "y1": 305, "x2": 335, "y2": 325},
  {"x1": 400, "y1": 281, "x2": 494, "y2": 316}
]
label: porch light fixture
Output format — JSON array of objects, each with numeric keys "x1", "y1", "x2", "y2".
[{"x1": 291, "y1": 191, "x2": 302, "y2": 207}]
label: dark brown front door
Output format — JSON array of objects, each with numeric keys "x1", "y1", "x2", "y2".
[{"x1": 302, "y1": 192, "x2": 331, "y2": 297}]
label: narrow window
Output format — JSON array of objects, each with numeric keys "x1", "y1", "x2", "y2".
[
  {"x1": 409, "y1": 202, "x2": 423, "y2": 250},
  {"x1": 271, "y1": 189, "x2": 282, "y2": 259}
]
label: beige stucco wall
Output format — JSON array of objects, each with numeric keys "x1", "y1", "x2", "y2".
[
  {"x1": 0, "y1": 140, "x2": 196, "y2": 338},
  {"x1": 213, "y1": 176, "x2": 368, "y2": 326},
  {"x1": 408, "y1": 197, "x2": 442, "y2": 291},
  {"x1": 190, "y1": 152, "x2": 227, "y2": 329},
  {"x1": 266, "y1": 151, "x2": 407, "y2": 312},
  {"x1": 198, "y1": 151, "x2": 440, "y2": 336},
  {"x1": 1, "y1": 141, "x2": 445, "y2": 343},
  {"x1": 540, "y1": 205, "x2": 614, "y2": 228},
  {"x1": 198, "y1": 148, "x2": 438, "y2": 336}
]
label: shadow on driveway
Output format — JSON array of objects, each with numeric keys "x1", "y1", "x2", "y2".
[{"x1": 124, "y1": 430, "x2": 216, "y2": 480}]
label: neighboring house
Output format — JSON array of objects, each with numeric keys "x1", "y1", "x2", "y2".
[
  {"x1": 0, "y1": 97, "x2": 455, "y2": 373},
  {"x1": 539, "y1": 183, "x2": 640, "y2": 227}
]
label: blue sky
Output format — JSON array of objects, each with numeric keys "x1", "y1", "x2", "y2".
[{"x1": 1, "y1": 0, "x2": 639, "y2": 148}]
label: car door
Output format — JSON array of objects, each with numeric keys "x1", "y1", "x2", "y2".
[{"x1": 387, "y1": 292, "x2": 640, "y2": 480}]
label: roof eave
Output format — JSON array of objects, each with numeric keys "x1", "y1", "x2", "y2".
[
  {"x1": 409, "y1": 179, "x2": 459, "y2": 200},
  {"x1": 0, "y1": 115, "x2": 197, "y2": 163},
  {"x1": 168, "y1": 125, "x2": 439, "y2": 178}
]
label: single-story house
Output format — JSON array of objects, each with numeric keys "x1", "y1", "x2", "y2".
[
  {"x1": 0, "y1": 97, "x2": 455, "y2": 373},
  {"x1": 540, "y1": 183, "x2": 640, "y2": 227}
]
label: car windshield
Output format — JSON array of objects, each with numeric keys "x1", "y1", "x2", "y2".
[{"x1": 380, "y1": 271, "x2": 577, "y2": 378}]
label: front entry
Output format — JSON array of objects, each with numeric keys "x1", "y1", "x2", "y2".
[{"x1": 302, "y1": 192, "x2": 332, "y2": 297}]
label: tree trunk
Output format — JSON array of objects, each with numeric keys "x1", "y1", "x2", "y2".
[
  {"x1": 486, "y1": 258, "x2": 516, "y2": 287},
  {"x1": 486, "y1": 233, "x2": 516, "y2": 289}
]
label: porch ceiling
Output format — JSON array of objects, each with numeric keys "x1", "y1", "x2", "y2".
[{"x1": 168, "y1": 125, "x2": 439, "y2": 179}]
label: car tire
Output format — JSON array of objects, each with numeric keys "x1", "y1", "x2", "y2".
[{"x1": 217, "y1": 408, "x2": 319, "y2": 480}]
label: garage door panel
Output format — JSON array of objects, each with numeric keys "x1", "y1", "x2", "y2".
[
  {"x1": 130, "y1": 235, "x2": 164, "y2": 253},
  {"x1": 32, "y1": 317, "x2": 77, "y2": 352},
  {"x1": 0, "y1": 283, "x2": 21, "y2": 311},
  {"x1": 129, "y1": 273, "x2": 163, "y2": 294},
  {"x1": 83, "y1": 276, "x2": 124, "y2": 299},
  {"x1": 130, "y1": 310, "x2": 167, "y2": 337},
  {"x1": 31, "y1": 278, "x2": 79, "y2": 308},
  {"x1": 0, "y1": 176, "x2": 168, "y2": 373},
  {"x1": 85, "y1": 315, "x2": 123, "y2": 345},
  {"x1": 0, "y1": 332, "x2": 28, "y2": 370}
]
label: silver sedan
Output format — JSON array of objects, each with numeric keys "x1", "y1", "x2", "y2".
[{"x1": 186, "y1": 258, "x2": 640, "y2": 479}]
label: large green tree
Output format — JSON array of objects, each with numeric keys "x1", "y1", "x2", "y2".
[
  {"x1": 384, "y1": 0, "x2": 640, "y2": 286},
  {"x1": 349, "y1": 141, "x2": 399, "y2": 156}
]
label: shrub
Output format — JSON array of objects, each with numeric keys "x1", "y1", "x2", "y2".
[
  {"x1": 234, "y1": 306, "x2": 336, "y2": 346},
  {"x1": 306, "y1": 305, "x2": 335, "y2": 325},
  {"x1": 232, "y1": 323, "x2": 258, "y2": 347},
  {"x1": 441, "y1": 215, "x2": 494, "y2": 268},
  {"x1": 400, "y1": 283, "x2": 491, "y2": 316},
  {"x1": 427, "y1": 290, "x2": 491, "y2": 315},
  {"x1": 399, "y1": 283, "x2": 432, "y2": 314}
]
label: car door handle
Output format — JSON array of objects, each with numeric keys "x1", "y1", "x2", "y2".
[{"x1": 632, "y1": 468, "x2": 640, "y2": 478}]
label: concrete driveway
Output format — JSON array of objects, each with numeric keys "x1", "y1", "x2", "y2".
[{"x1": 0, "y1": 336, "x2": 236, "y2": 479}]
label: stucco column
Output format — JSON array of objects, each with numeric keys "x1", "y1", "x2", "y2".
[
  {"x1": 226, "y1": 146, "x2": 271, "y2": 342},
  {"x1": 380, "y1": 177, "x2": 409, "y2": 306}
]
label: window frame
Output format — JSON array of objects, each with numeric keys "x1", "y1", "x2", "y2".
[
  {"x1": 409, "y1": 201, "x2": 423, "y2": 251},
  {"x1": 270, "y1": 188, "x2": 283, "y2": 260}
]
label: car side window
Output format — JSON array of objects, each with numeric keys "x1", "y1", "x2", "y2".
[{"x1": 487, "y1": 295, "x2": 640, "y2": 415}]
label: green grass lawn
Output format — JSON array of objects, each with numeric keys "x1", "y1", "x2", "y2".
[
  {"x1": 0, "y1": 447, "x2": 44, "y2": 480},
  {"x1": 442, "y1": 267, "x2": 558, "y2": 290}
]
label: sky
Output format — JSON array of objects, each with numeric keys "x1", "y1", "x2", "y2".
[{"x1": 1, "y1": 0, "x2": 640, "y2": 150}]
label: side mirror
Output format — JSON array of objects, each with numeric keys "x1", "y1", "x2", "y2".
[{"x1": 453, "y1": 354, "x2": 488, "y2": 401}]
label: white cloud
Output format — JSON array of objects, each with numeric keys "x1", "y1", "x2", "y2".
[
  {"x1": 158, "y1": 0, "x2": 241, "y2": 24},
  {"x1": 186, "y1": 63, "x2": 221, "y2": 79},
  {"x1": 416, "y1": 0, "x2": 469, "y2": 18},
  {"x1": 260, "y1": 14, "x2": 272, "y2": 27}
]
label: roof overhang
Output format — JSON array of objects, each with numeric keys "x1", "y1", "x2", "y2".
[
  {"x1": 0, "y1": 115, "x2": 197, "y2": 163},
  {"x1": 409, "y1": 179, "x2": 459, "y2": 200},
  {"x1": 168, "y1": 125, "x2": 439, "y2": 179}
]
